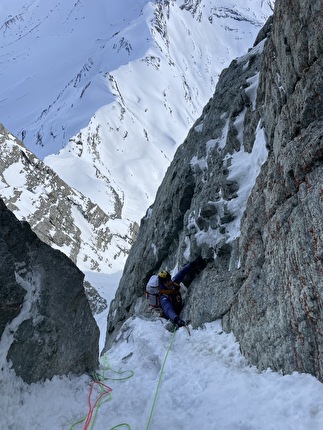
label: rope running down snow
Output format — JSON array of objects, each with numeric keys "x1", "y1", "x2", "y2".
[
  {"x1": 70, "y1": 355, "x2": 133, "y2": 430},
  {"x1": 71, "y1": 328, "x2": 176, "y2": 430},
  {"x1": 145, "y1": 327, "x2": 177, "y2": 430}
]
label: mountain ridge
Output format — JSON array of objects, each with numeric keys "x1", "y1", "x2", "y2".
[{"x1": 0, "y1": 124, "x2": 137, "y2": 272}]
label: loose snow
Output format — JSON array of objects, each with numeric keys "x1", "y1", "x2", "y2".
[
  {"x1": 1, "y1": 306, "x2": 323, "y2": 430},
  {"x1": 1, "y1": 262, "x2": 323, "y2": 430}
]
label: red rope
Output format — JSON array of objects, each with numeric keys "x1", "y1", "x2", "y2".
[{"x1": 83, "y1": 380, "x2": 113, "y2": 430}]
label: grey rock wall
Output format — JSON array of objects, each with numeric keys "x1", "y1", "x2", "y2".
[
  {"x1": 104, "y1": 20, "x2": 271, "y2": 349},
  {"x1": 104, "y1": 0, "x2": 323, "y2": 383},
  {"x1": 223, "y1": 0, "x2": 323, "y2": 380},
  {"x1": 0, "y1": 199, "x2": 99, "y2": 383}
]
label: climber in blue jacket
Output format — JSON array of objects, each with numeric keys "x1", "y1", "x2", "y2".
[{"x1": 156, "y1": 257, "x2": 207, "y2": 328}]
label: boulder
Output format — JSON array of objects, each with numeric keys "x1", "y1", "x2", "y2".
[{"x1": 0, "y1": 199, "x2": 99, "y2": 383}]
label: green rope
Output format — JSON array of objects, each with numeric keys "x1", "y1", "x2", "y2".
[
  {"x1": 91, "y1": 354, "x2": 134, "y2": 383},
  {"x1": 89, "y1": 357, "x2": 110, "y2": 430},
  {"x1": 71, "y1": 329, "x2": 177, "y2": 430},
  {"x1": 145, "y1": 328, "x2": 177, "y2": 430},
  {"x1": 70, "y1": 415, "x2": 87, "y2": 430},
  {"x1": 70, "y1": 354, "x2": 134, "y2": 430}
]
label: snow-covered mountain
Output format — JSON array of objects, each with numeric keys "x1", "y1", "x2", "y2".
[
  {"x1": 0, "y1": 0, "x2": 273, "y2": 272},
  {"x1": 0, "y1": 125, "x2": 136, "y2": 272}
]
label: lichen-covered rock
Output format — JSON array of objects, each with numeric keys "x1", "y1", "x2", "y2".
[{"x1": 0, "y1": 198, "x2": 99, "y2": 383}]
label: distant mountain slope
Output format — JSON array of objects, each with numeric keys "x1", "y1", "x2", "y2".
[
  {"x1": 44, "y1": 1, "x2": 272, "y2": 224},
  {"x1": 0, "y1": 0, "x2": 273, "y2": 272},
  {"x1": 0, "y1": 124, "x2": 137, "y2": 272},
  {"x1": 0, "y1": 1, "x2": 272, "y2": 158}
]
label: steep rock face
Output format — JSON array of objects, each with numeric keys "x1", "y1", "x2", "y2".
[
  {"x1": 104, "y1": 19, "x2": 271, "y2": 348},
  {"x1": 223, "y1": 0, "x2": 323, "y2": 379},
  {"x1": 0, "y1": 199, "x2": 99, "y2": 383},
  {"x1": 105, "y1": 0, "x2": 323, "y2": 383}
]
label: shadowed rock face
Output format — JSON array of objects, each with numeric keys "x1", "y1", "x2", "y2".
[
  {"x1": 104, "y1": 0, "x2": 323, "y2": 382},
  {"x1": 223, "y1": 0, "x2": 323, "y2": 379},
  {"x1": 0, "y1": 199, "x2": 99, "y2": 383}
]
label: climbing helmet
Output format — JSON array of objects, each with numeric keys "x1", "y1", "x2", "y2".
[{"x1": 158, "y1": 270, "x2": 171, "y2": 281}]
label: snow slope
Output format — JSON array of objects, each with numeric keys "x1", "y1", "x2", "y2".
[
  {"x1": 1, "y1": 314, "x2": 323, "y2": 430},
  {"x1": 0, "y1": 0, "x2": 151, "y2": 156}
]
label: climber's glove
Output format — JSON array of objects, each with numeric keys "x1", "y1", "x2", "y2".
[{"x1": 173, "y1": 316, "x2": 186, "y2": 328}]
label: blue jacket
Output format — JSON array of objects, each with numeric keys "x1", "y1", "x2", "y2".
[{"x1": 159, "y1": 263, "x2": 193, "y2": 322}]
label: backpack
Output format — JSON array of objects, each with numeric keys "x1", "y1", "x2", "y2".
[{"x1": 146, "y1": 275, "x2": 160, "y2": 308}]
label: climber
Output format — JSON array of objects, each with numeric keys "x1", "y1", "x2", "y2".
[{"x1": 146, "y1": 257, "x2": 207, "y2": 328}]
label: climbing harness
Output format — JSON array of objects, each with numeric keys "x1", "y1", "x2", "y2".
[{"x1": 70, "y1": 355, "x2": 133, "y2": 430}]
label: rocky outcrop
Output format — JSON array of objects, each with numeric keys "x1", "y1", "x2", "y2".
[
  {"x1": 104, "y1": 0, "x2": 323, "y2": 383},
  {"x1": 0, "y1": 198, "x2": 99, "y2": 383}
]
